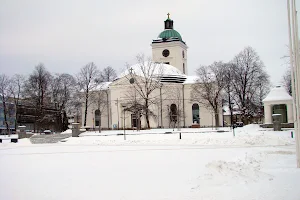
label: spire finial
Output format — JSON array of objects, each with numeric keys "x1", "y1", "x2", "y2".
[{"x1": 167, "y1": 13, "x2": 170, "y2": 19}]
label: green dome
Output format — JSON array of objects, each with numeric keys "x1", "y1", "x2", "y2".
[{"x1": 158, "y1": 29, "x2": 182, "y2": 41}]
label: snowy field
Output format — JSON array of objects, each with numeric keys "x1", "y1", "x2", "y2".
[{"x1": 1, "y1": 125, "x2": 300, "y2": 200}]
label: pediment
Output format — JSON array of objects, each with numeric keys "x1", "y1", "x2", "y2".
[{"x1": 109, "y1": 74, "x2": 145, "y2": 87}]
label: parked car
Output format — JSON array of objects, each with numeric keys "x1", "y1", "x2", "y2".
[
  {"x1": 43, "y1": 130, "x2": 52, "y2": 134},
  {"x1": 235, "y1": 122, "x2": 244, "y2": 127}
]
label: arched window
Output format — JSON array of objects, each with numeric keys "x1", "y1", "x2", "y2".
[
  {"x1": 170, "y1": 104, "x2": 177, "y2": 122},
  {"x1": 183, "y1": 63, "x2": 185, "y2": 74},
  {"x1": 95, "y1": 110, "x2": 100, "y2": 126},
  {"x1": 192, "y1": 103, "x2": 199, "y2": 124}
]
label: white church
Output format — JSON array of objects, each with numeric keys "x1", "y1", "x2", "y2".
[{"x1": 82, "y1": 15, "x2": 223, "y2": 129}]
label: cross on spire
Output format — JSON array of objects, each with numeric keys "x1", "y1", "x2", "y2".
[
  {"x1": 129, "y1": 67, "x2": 133, "y2": 74},
  {"x1": 167, "y1": 13, "x2": 170, "y2": 19}
]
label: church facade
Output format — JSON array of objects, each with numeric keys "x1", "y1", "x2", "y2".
[{"x1": 82, "y1": 15, "x2": 223, "y2": 129}]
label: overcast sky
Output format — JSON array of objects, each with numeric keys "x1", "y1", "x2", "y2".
[{"x1": 0, "y1": 0, "x2": 299, "y2": 85}]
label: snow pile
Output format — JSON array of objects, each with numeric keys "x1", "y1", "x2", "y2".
[
  {"x1": 1, "y1": 134, "x2": 300, "y2": 200},
  {"x1": 191, "y1": 153, "x2": 274, "y2": 192},
  {"x1": 0, "y1": 134, "x2": 18, "y2": 139},
  {"x1": 61, "y1": 129, "x2": 72, "y2": 134},
  {"x1": 0, "y1": 138, "x2": 31, "y2": 145},
  {"x1": 80, "y1": 127, "x2": 231, "y2": 136},
  {"x1": 62, "y1": 125, "x2": 295, "y2": 146}
]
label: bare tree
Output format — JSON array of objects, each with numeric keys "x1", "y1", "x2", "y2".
[
  {"x1": 101, "y1": 66, "x2": 117, "y2": 82},
  {"x1": 283, "y1": 68, "x2": 292, "y2": 95},
  {"x1": 166, "y1": 86, "x2": 185, "y2": 130},
  {"x1": 124, "y1": 54, "x2": 164, "y2": 129},
  {"x1": 0, "y1": 74, "x2": 11, "y2": 134},
  {"x1": 191, "y1": 61, "x2": 226, "y2": 127},
  {"x1": 255, "y1": 78, "x2": 271, "y2": 123},
  {"x1": 9, "y1": 74, "x2": 25, "y2": 130},
  {"x1": 123, "y1": 99, "x2": 144, "y2": 130},
  {"x1": 231, "y1": 46, "x2": 270, "y2": 124},
  {"x1": 23, "y1": 64, "x2": 52, "y2": 109},
  {"x1": 23, "y1": 64, "x2": 52, "y2": 131},
  {"x1": 67, "y1": 90, "x2": 82, "y2": 124},
  {"x1": 124, "y1": 84, "x2": 155, "y2": 130},
  {"x1": 51, "y1": 73, "x2": 76, "y2": 131},
  {"x1": 9, "y1": 74, "x2": 25, "y2": 106},
  {"x1": 223, "y1": 64, "x2": 235, "y2": 126},
  {"x1": 77, "y1": 62, "x2": 100, "y2": 127},
  {"x1": 92, "y1": 87, "x2": 109, "y2": 132}
]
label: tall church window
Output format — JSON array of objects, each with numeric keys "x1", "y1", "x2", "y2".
[
  {"x1": 170, "y1": 104, "x2": 177, "y2": 122},
  {"x1": 95, "y1": 110, "x2": 100, "y2": 126},
  {"x1": 183, "y1": 63, "x2": 185, "y2": 74},
  {"x1": 192, "y1": 103, "x2": 199, "y2": 124}
]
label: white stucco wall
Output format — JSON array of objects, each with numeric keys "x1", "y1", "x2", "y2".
[
  {"x1": 81, "y1": 77, "x2": 224, "y2": 129},
  {"x1": 263, "y1": 100, "x2": 294, "y2": 124},
  {"x1": 183, "y1": 84, "x2": 223, "y2": 127},
  {"x1": 151, "y1": 41, "x2": 188, "y2": 75},
  {"x1": 100, "y1": 77, "x2": 224, "y2": 129},
  {"x1": 81, "y1": 90, "x2": 111, "y2": 129}
]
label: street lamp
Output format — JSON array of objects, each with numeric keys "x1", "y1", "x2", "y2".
[
  {"x1": 91, "y1": 109, "x2": 95, "y2": 131},
  {"x1": 230, "y1": 102, "x2": 234, "y2": 128},
  {"x1": 160, "y1": 83, "x2": 163, "y2": 128},
  {"x1": 222, "y1": 99, "x2": 225, "y2": 127},
  {"x1": 115, "y1": 99, "x2": 119, "y2": 129},
  {"x1": 122, "y1": 105, "x2": 126, "y2": 140}
]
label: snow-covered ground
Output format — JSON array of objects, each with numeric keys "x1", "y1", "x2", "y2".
[
  {"x1": 0, "y1": 125, "x2": 300, "y2": 200},
  {"x1": 62, "y1": 125, "x2": 295, "y2": 147}
]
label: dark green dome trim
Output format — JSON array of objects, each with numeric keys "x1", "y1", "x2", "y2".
[{"x1": 158, "y1": 29, "x2": 182, "y2": 41}]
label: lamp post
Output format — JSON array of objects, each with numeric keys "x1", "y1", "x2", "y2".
[
  {"x1": 211, "y1": 111, "x2": 214, "y2": 130},
  {"x1": 129, "y1": 76, "x2": 136, "y2": 130},
  {"x1": 230, "y1": 102, "x2": 234, "y2": 128},
  {"x1": 92, "y1": 109, "x2": 94, "y2": 131},
  {"x1": 115, "y1": 98, "x2": 119, "y2": 129},
  {"x1": 222, "y1": 99, "x2": 225, "y2": 127},
  {"x1": 160, "y1": 84, "x2": 163, "y2": 128},
  {"x1": 122, "y1": 105, "x2": 126, "y2": 140},
  {"x1": 287, "y1": 0, "x2": 300, "y2": 167}
]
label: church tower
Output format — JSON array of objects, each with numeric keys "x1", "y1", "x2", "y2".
[{"x1": 151, "y1": 14, "x2": 188, "y2": 74}]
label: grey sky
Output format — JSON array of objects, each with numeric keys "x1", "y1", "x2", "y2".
[{"x1": 0, "y1": 0, "x2": 299, "y2": 85}]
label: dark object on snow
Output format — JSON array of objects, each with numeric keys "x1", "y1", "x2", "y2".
[
  {"x1": 44, "y1": 130, "x2": 52, "y2": 134},
  {"x1": 72, "y1": 123, "x2": 80, "y2": 137},
  {"x1": 11, "y1": 138, "x2": 18, "y2": 143},
  {"x1": 234, "y1": 122, "x2": 244, "y2": 127},
  {"x1": 272, "y1": 114, "x2": 282, "y2": 131}
]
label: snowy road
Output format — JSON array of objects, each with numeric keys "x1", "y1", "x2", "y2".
[{"x1": 1, "y1": 143, "x2": 300, "y2": 200}]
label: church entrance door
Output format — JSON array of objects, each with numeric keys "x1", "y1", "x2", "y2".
[{"x1": 131, "y1": 113, "x2": 141, "y2": 129}]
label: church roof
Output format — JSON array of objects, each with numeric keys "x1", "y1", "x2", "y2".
[
  {"x1": 262, "y1": 86, "x2": 292, "y2": 102},
  {"x1": 89, "y1": 81, "x2": 112, "y2": 91},
  {"x1": 183, "y1": 76, "x2": 198, "y2": 84},
  {"x1": 118, "y1": 62, "x2": 187, "y2": 83},
  {"x1": 158, "y1": 29, "x2": 182, "y2": 41},
  {"x1": 153, "y1": 14, "x2": 185, "y2": 44},
  {"x1": 118, "y1": 62, "x2": 184, "y2": 78}
]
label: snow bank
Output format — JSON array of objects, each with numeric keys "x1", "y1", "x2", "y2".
[
  {"x1": 0, "y1": 138, "x2": 31, "y2": 145},
  {"x1": 0, "y1": 134, "x2": 18, "y2": 139},
  {"x1": 62, "y1": 125, "x2": 295, "y2": 146},
  {"x1": 61, "y1": 129, "x2": 72, "y2": 134},
  {"x1": 1, "y1": 139, "x2": 299, "y2": 200}
]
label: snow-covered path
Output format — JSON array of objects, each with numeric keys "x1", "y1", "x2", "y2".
[{"x1": 1, "y1": 143, "x2": 300, "y2": 200}]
